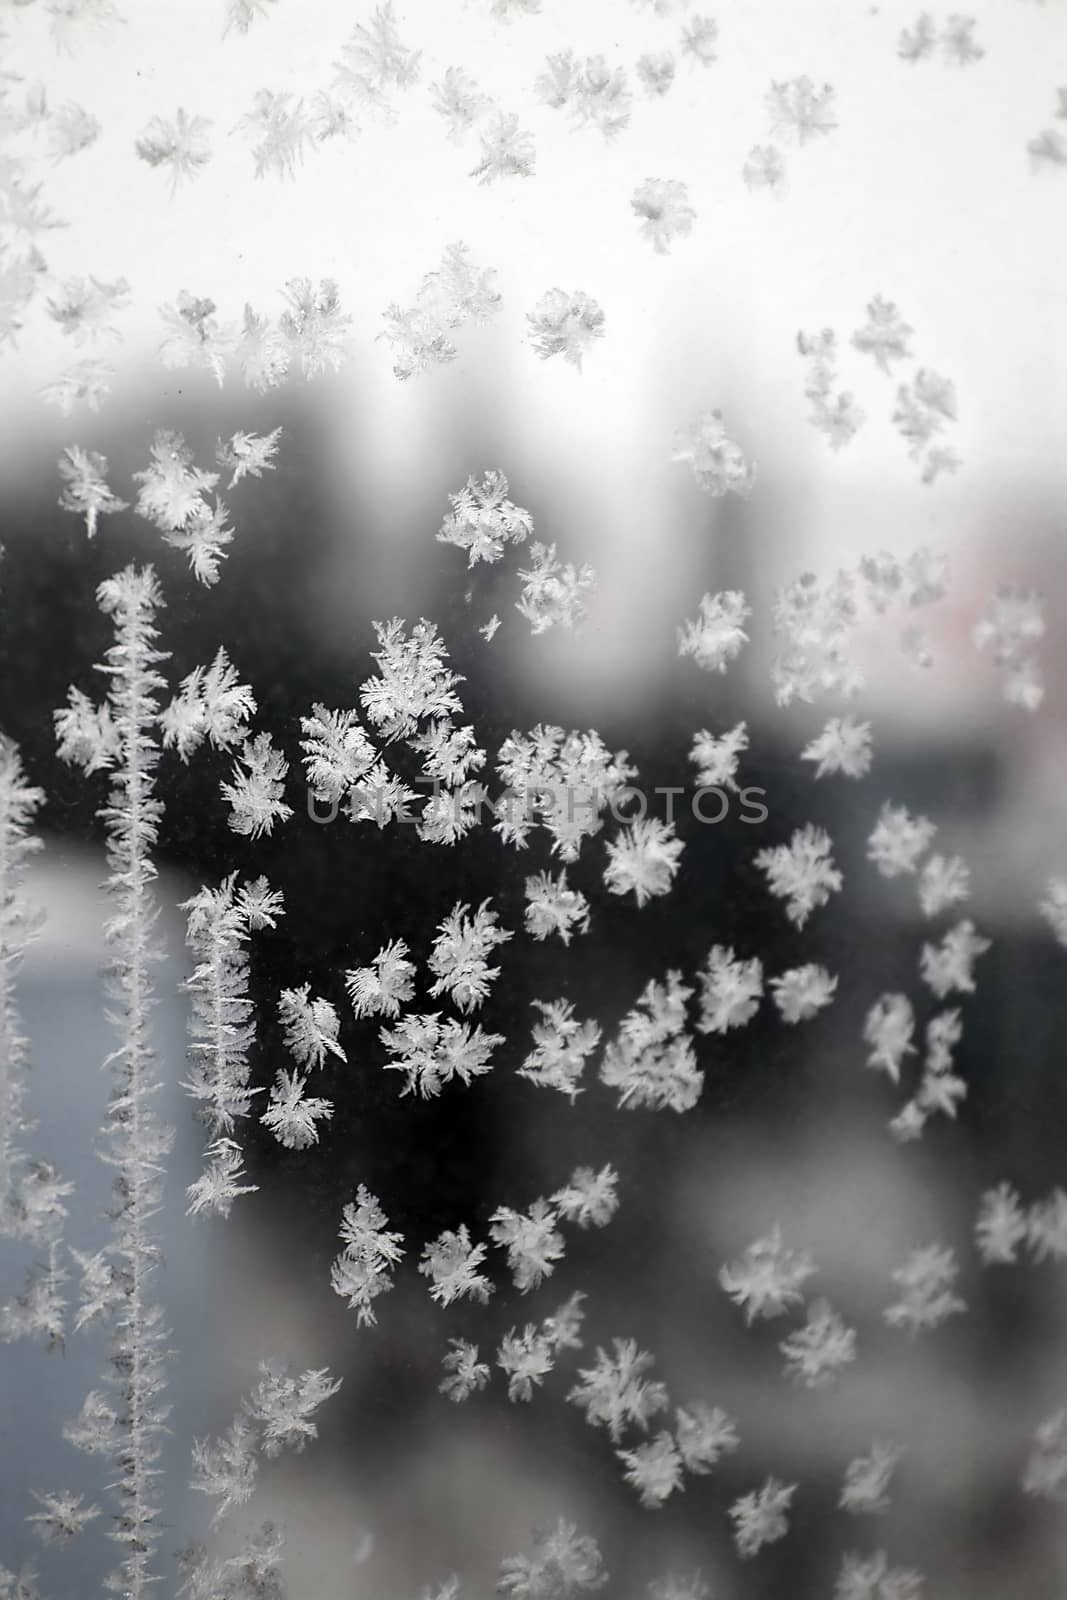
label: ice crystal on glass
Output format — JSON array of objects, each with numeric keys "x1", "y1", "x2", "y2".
[
  {"x1": 677, "y1": 590, "x2": 751, "y2": 674},
  {"x1": 330, "y1": 1186, "x2": 405, "y2": 1326},
  {"x1": 631, "y1": 178, "x2": 695, "y2": 253},
  {"x1": 134, "y1": 109, "x2": 212, "y2": 189},
  {"x1": 437, "y1": 469, "x2": 532, "y2": 566},
  {"x1": 884, "y1": 1244, "x2": 965, "y2": 1335},
  {"x1": 519, "y1": 999, "x2": 601, "y2": 1101},
  {"x1": 720, "y1": 1227, "x2": 817, "y2": 1323},
  {"x1": 604, "y1": 817, "x2": 685, "y2": 908},
  {"x1": 780, "y1": 1299, "x2": 857, "y2": 1387},
  {"x1": 600, "y1": 972, "x2": 700, "y2": 1110},
  {"x1": 766, "y1": 76, "x2": 837, "y2": 144},
  {"x1": 729, "y1": 1477, "x2": 796, "y2": 1558},
  {"x1": 840, "y1": 1442, "x2": 902, "y2": 1515},
  {"x1": 672, "y1": 410, "x2": 755, "y2": 497},
  {"x1": 756, "y1": 823, "x2": 842, "y2": 929}
]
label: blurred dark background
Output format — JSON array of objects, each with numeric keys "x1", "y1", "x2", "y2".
[{"x1": 1, "y1": 372, "x2": 1065, "y2": 1600}]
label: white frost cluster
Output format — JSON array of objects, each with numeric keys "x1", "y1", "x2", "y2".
[
  {"x1": 599, "y1": 972, "x2": 702, "y2": 1112},
  {"x1": 672, "y1": 409, "x2": 756, "y2": 497}
]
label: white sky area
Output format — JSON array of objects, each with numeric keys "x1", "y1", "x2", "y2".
[{"x1": 1, "y1": 0, "x2": 1064, "y2": 716}]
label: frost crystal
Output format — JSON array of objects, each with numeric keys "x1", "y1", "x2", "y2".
[
  {"x1": 600, "y1": 971, "x2": 701, "y2": 1110},
  {"x1": 427, "y1": 899, "x2": 511, "y2": 1012},
  {"x1": 180, "y1": 873, "x2": 281, "y2": 1203},
  {"x1": 57, "y1": 446, "x2": 127, "y2": 539},
  {"x1": 696, "y1": 945, "x2": 762, "y2": 1034},
  {"x1": 632, "y1": 178, "x2": 696, "y2": 252},
  {"x1": 892, "y1": 369, "x2": 959, "y2": 480},
  {"x1": 526, "y1": 289, "x2": 606, "y2": 370},
  {"x1": 940, "y1": 14, "x2": 983, "y2": 66},
  {"x1": 135, "y1": 108, "x2": 212, "y2": 189},
  {"x1": 801, "y1": 716, "x2": 873, "y2": 778},
  {"x1": 345, "y1": 939, "x2": 415, "y2": 1020},
  {"x1": 1030, "y1": 1192, "x2": 1067, "y2": 1263},
  {"x1": 918, "y1": 918, "x2": 990, "y2": 997},
  {"x1": 728, "y1": 1477, "x2": 796, "y2": 1558},
  {"x1": 236, "y1": 89, "x2": 311, "y2": 180},
  {"x1": 440, "y1": 1339, "x2": 490, "y2": 1402},
  {"x1": 674, "y1": 1401, "x2": 740, "y2": 1473},
  {"x1": 772, "y1": 567, "x2": 860, "y2": 705},
  {"x1": 246, "y1": 1360, "x2": 342, "y2": 1457},
  {"x1": 224, "y1": 0, "x2": 278, "y2": 35},
  {"x1": 672, "y1": 409, "x2": 755, "y2": 496},
  {"x1": 636, "y1": 53, "x2": 677, "y2": 97},
  {"x1": 720, "y1": 1226, "x2": 817, "y2": 1322},
  {"x1": 48, "y1": 275, "x2": 129, "y2": 342},
  {"x1": 519, "y1": 999, "x2": 601, "y2": 1101},
  {"x1": 516, "y1": 542, "x2": 597, "y2": 635},
  {"x1": 766, "y1": 76, "x2": 837, "y2": 143},
  {"x1": 884, "y1": 1244, "x2": 966, "y2": 1334},
  {"x1": 1023, "y1": 1411, "x2": 1067, "y2": 1502},
  {"x1": 222, "y1": 733, "x2": 292, "y2": 838},
  {"x1": 470, "y1": 111, "x2": 535, "y2": 182},
  {"x1": 604, "y1": 817, "x2": 684, "y2": 907},
  {"x1": 134, "y1": 429, "x2": 218, "y2": 531},
  {"x1": 489, "y1": 1197, "x2": 565, "y2": 1291},
  {"x1": 497, "y1": 1325, "x2": 555, "y2": 1402},
  {"x1": 333, "y1": 3, "x2": 421, "y2": 113},
  {"x1": 840, "y1": 1441, "x2": 902, "y2": 1515},
  {"x1": 46, "y1": 102, "x2": 100, "y2": 159},
  {"x1": 260, "y1": 1069, "x2": 333, "y2": 1150},
  {"x1": 568, "y1": 1338, "x2": 669, "y2": 1442},
  {"x1": 833, "y1": 1551, "x2": 924, "y2": 1600},
  {"x1": 26, "y1": 1490, "x2": 100, "y2": 1547},
  {"x1": 617, "y1": 1432, "x2": 684, "y2": 1508},
  {"x1": 278, "y1": 985, "x2": 345, "y2": 1070},
  {"x1": 798, "y1": 329, "x2": 865, "y2": 450},
  {"x1": 863, "y1": 994, "x2": 916, "y2": 1084},
  {"x1": 497, "y1": 1520, "x2": 607, "y2": 1600},
  {"x1": 681, "y1": 16, "x2": 719, "y2": 66},
  {"x1": 866, "y1": 802, "x2": 936, "y2": 878},
  {"x1": 975, "y1": 1183, "x2": 1029, "y2": 1265},
  {"x1": 898, "y1": 14, "x2": 937, "y2": 61},
  {"x1": 431, "y1": 66, "x2": 492, "y2": 141},
  {"x1": 769, "y1": 963, "x2": 838, "y2": 1023},
  {"x1": 330, "y1": 1186, "x2": 404, "y2": 1326},
  {"x1": 677, "y1": 590, "x2": 751, "y2": 673},
  {"x1": 437, "y1": 469, "x2": 532, "y2": 566},
  {"x1": 917, "y1": 853, "x2": 970, "y2": 918},
  {"x1": 419, "y1": 1226, "x2": 493, "y2": 1306},
  {"x1": 524, "y1": 870, "x2": 591, "y2": 946},
  {"x1": 1028, "y1": 128, "x2": 1067, "y2": 171},
  {"x1": 851, "y1": 295, "x2": 914, "y2": 374},
  {"x1": 300, "y1": 705, "x2": 376, "y2": 805},
  {"x1": 973, "y1": 585, "x2": 1045, "y2": 711},
  {"x1": 380, "y1": 1013, "x2": 504, "y2": 1097},
  {"x1": 535, "y1": 52, "x2": 633, "y2": 139},
  {"x1": 495, "y1": 725, "x2": 635, "y2": 857},
  {"x1": 41, "y1": 360, "x2": 116, "y2": 414},
  {"x1": 216, "y1": 427, "x2": 281, "y2": 487},
  {"x1": 279, "y1": 276, "x2": 352, "y2": 377},
  {"x1": 361, "y1": 618, "x2": 464, "y2": 741},
  {"x1": 756, "y1": 823, "x2": 842, "y2": 928},
  {"x1": 1039, "y1": 877, "x2": 1067, "y2": 946},
  {"x1": 742, "y1": 144, "x2": 786, "y2": 191},
  {"x1": 379, "y1": 244, "x2": 502, "y2": 378},
  {"x1": 780, "y1": 1299, "x2": 857, "y2": 1387},
  {"x1": 648, "y1": 1576, "x2": 712, "y2": 1600},
  {"x1": 551, "y1": 1164, "x2": 619, "y2": 1229},
  {"x1": 689, "y1": 722, "x2": 748, "y2": 790}
]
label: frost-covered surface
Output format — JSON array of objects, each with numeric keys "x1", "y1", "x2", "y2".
[{"x1": 1, "y1": 2, "x2": 1066, "y2": 1598}]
